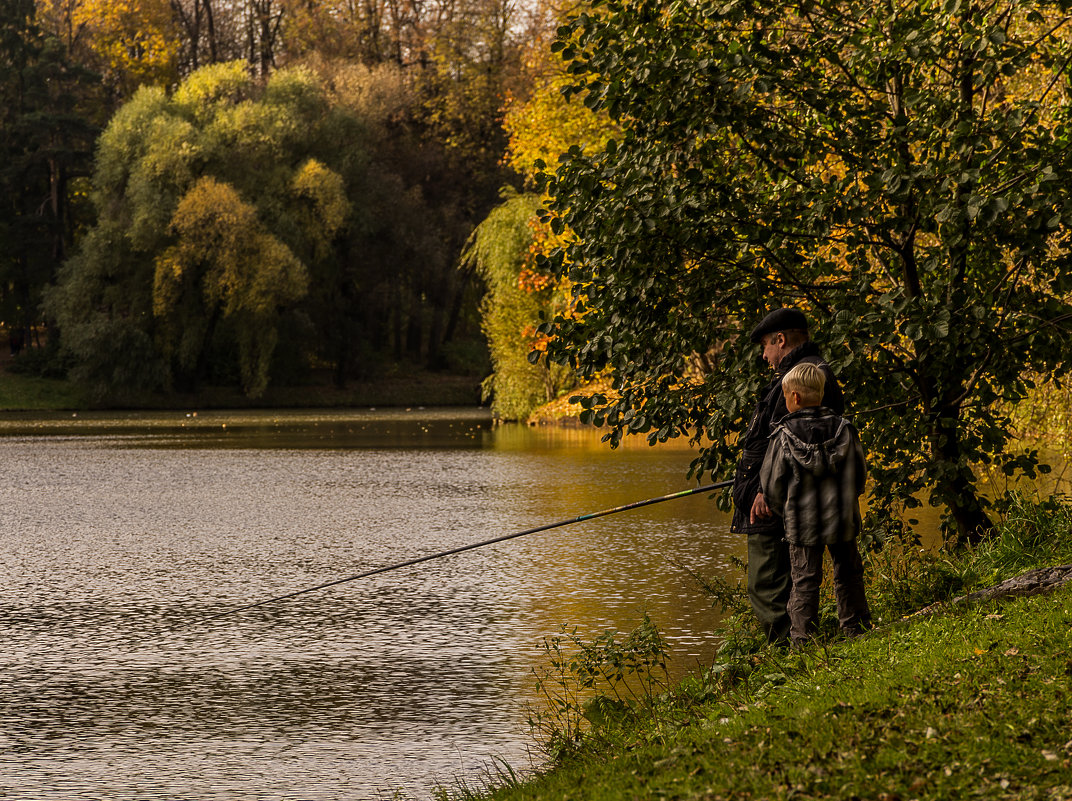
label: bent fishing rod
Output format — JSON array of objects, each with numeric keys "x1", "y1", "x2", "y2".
[{"x1": 195, "y1": 479, "x2": 733, "y2": 627}]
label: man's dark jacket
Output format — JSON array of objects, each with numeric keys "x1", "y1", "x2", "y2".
[{"x1": 730, "y1": 342, "x2": 844, "y2": 535}]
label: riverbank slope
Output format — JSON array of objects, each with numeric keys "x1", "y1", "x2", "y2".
[{"x1": 456, "y1": 499, "x2": 1072, "y2": 801}]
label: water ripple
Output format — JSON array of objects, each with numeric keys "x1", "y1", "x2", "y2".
[{"x1": 0, "y1": 413, "x2": 739, "y2": 799}]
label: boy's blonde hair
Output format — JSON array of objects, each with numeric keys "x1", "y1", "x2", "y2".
[{"x1": 782, "y1": 362, "x2": 825, "y2": 406}]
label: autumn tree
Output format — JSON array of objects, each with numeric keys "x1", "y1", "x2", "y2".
[
  {"x1": 278, "y1": 0, "x2": 391, "y2": 63},
  {"x1": 538, "y1": 0, "x2": 1072, "y2": 544},
  {"x1": 463, "y1": 0, "x2": 615, "y2": 419},
  {"x1": 167, "y1": 0, "x2": 224, "y2": 72},
  {"x1": 38, "y1": 0, "x2": 180, "y2": 96},
  {"x1": 47, "y1": 62, "x2": 351, "y2": 397},
  {"x1": 153, "y1": 173, "x2": 327, "y2": 395},
  {"x1": 278, "y1": 2, "x2": 530, "y2": 374}
]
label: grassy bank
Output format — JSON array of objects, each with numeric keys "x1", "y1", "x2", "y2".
[
  {"x1": 445, "y1": 497, "x2": 1072, "y2": 801},
  {"x1": 0, "y1": 372, "x2": 91, "y2": 410}
]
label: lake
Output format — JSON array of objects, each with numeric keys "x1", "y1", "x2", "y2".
[{"x1": 0, "y1": 408, "x2": 743, "y2": 800}]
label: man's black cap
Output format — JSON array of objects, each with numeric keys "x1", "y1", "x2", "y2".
[{"x1": 750, "y1": 308, "x2": 808, "y2": 343}]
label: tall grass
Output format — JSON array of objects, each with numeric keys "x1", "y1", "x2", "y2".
[{"x1": 868, "y1": 492, "x2": 1072, "y2": 622}]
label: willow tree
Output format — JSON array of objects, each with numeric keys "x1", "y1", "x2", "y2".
[
  {"x1": 464, "y1": 0, "x2": 616, "y2": 419},
  {"x1": 461, "y1": 190, "x2": 557, "y2": 419},
  {"x1": 153, "y1": 173, "x2": 338, "y2": 396},
  {"x1": 48, "y1": 62, "x2": 351, "y2": 397},
  {"x1": 539, "y1": 0, "x2": 1072, "y2": 544}
]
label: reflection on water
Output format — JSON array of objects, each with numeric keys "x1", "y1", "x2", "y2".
[{"x1": 0, "y1": 409, "x2": 741, "y2": 800}]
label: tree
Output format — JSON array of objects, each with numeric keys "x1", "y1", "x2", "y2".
[
  {"x1": 311, "y1": 58, "x2": 495, "y2": 380},
  {"x1": 280, "y1": 2, "x2": 529, "y2": 375},
  {"x1": 501, "y1": 1, "x2": 615, "y2": 182},
  {"x1": 166, "y1": 0, "x2": 222, "y2": 72},
  {"x1": 401, "y1": 0, "x2": 528, "y2": 369},
  {"x1": 153, "y1": 174, "x2": 320, "y2": 396},
  {"x1": 278, "y1": 0, "x2": 393, "y2": 63},
  {"x1": 462, "y1": 0, "x2": 615, "y2": 418},
  {"x1": 538, "y1": 0, "x2": 1072, "y2": 545},
  {"x1": 47, "y1": 62, "x2": 350, "y2": 397},
  {"x1": 461, "y1": 189, "x2": 553, "y2": 419},
  {"x1": 0, "y1": 0, "x2": 99, "y2": 352},
  {"x1": 39, "y1": 0, "x2": 180, "y2": 96}
]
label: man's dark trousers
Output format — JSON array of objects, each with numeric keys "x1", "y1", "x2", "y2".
[{"x1": 747, "y1": 529, "x2": 791, "y2": 644}]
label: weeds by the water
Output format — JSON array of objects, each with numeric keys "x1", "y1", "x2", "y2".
[
  {"x1": 526, "y1": 613, "x2": 676, "y2": 762},
  {"x1": 431, "y1": 756, "x2": 527, "y2": 801}
]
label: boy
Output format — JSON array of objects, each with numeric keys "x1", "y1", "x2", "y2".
[{"x1": 759, "y1": 362, "x2": 871, "y2": 647}]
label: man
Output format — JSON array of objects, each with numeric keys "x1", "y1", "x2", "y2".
[{"x1": 730, "y1": 308, "x2": 844, "y2": 645}]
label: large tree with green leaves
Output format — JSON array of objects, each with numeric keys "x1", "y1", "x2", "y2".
[
  {"x1": 47, "y1": 62, "x2": 351, "y2": 397},
  {"x1": 538, "y1": 0, "x2": 1072, "y2": 544}
]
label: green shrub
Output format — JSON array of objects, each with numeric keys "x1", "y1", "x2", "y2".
[{"x1": 526, "y1": 613, "x2": 674, "y2": 762}]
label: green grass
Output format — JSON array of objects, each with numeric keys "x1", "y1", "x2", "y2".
[
  {"x1": 443, "y1": 495, "x2": 1072, "y2": 801},
  {"x1": 479, "y1": 591, "x2": 1072, "y2": 801},
  {"x1": 0, "y1": 372, "x2": 90, "y2": 410}
]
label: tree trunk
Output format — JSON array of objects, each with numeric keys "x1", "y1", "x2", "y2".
[
  {"x1": 930, "y1": 411, "x2": 995, "y2": 546},
  {"x1": 204, "y1": 0, "x2": 218, "y2": 63}
]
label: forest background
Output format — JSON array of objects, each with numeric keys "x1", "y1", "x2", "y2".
[{"x1": 0, "y1": 0, "x2": 594, "y2": 409}]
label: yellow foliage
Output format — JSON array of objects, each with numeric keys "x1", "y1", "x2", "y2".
[
  {"x1": 155, "y1": 176, "x2": 308, "y2": 320},
  {"x1": 291, "y1": 159, "x2": 350, "y2": 256},
  {"x1": 497, "y1": 1, "x2": 617, "y2": 333},
  {"x1": 172, "y1": 61, "x2": 254, "y2": 118},
  {"x1": 153, "y1": 176, "x2": 310, "y2": 396},
  {"x1": 70, "y1": 0, "x2": 179, "y2": 92},
  {"x1": 504, "y1": 65, "x2": 617, "y2": 180},
  {"x1": 323, "y1": 61, "x2": 411, "y2": 125},
  {"x1": 278, "y1": 0, "x2": 375, "y2": 62},
  {"x1": 210, "y1": 100, "x2": 291, "y2": 160}
]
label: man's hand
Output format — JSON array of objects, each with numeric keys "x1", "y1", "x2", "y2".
[{"x1": 750, "y1": 492, "x2": 772, "y2": 524}]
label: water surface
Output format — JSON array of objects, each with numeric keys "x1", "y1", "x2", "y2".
[{"x1": 0, "y1": 409, "x2": 741, "y2": 799}]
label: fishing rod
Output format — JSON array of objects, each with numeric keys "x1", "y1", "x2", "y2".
[{"x1": 197, "y1": 479, "x2": 733, "y2": 626}]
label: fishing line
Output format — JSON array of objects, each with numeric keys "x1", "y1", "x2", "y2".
[{"x1": 191, "y1": 479, "x2": 733, "y2": 628}]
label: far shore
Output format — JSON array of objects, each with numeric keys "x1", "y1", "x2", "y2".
[{"x1": 0, "y1": 368, "x2": 485, "y2": 414}]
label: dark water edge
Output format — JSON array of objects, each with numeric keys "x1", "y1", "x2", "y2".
[{"x1": 0, "y1": 370, "x2": 484, "y2": 413}]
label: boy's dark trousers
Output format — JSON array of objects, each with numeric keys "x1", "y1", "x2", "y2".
[{"x1": 787, "y1": 539, "x2": 871, "y2": 645}]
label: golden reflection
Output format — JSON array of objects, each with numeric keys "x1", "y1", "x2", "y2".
[{"x1": 488, "y1": 421, "x2": 742, "y2": 682}]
